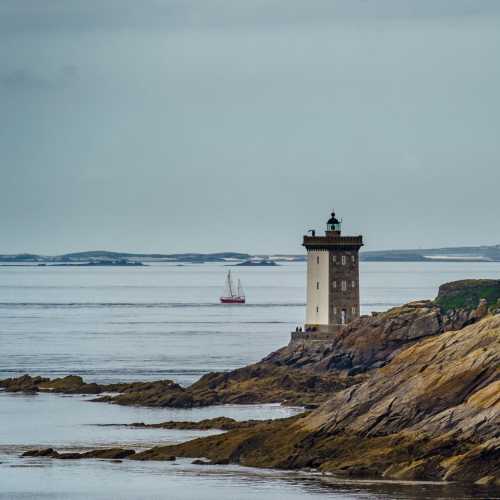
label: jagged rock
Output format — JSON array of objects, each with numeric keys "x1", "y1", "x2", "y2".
[
  {"x1": 473, "y1": 298, "x2": 489, "y2": 321},
  {"x1": 270, "y1": 301, "x2": 446, "y2": 374}
]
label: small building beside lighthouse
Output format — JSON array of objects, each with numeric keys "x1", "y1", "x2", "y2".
[{"x1": 303, "y1": 211, "x2": 363, "y2": 330}]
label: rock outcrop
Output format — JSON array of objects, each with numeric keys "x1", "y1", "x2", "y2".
[
  {"x1": 127, "y1": 314, "x2": 500, "y2": 485},
  {"x1": 435, "y1": 279, "x2": 500, "y2": 313},
  {"x1": 0, "y1": 366, "x2": 358, "y2": 408},
  {"x1": 22, "y1": 448, "x2": 136, "y2": 460},
  {"x1": 126, "y1": 416, "x2": 267, "y2": 431}
]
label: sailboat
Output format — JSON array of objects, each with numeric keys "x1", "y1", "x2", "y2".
[{"x1": 220, "y1": 269, "x2": 245, "y2": 304}]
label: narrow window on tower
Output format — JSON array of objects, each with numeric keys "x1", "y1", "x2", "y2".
[
  {"x1": 341, "y1": 255, "x2": 346, "y2": 265},
  {"x1": 316, "y1": 306, "x2": 319, "y2": 313},
  {"x1": 342, "y1": 280, "x2": 347, "y2": 291},
  {"x1": 316, "y1": 256, "x2": 319, "y2": 264},
  {"x1": 316, "y1": 281, "x2": 319, "y2": 290}
]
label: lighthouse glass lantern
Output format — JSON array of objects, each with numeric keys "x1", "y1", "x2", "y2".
[{"x1": 326, "y1": 212, "x2": 342, "y2": 234}]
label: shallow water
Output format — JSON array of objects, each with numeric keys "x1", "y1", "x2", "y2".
[
  {"x1": 1, "y1": 262, "x2": 500, "y2": 498},
  {"x1": 0, "y1": 392, "x2": 302, "y2": 451}
]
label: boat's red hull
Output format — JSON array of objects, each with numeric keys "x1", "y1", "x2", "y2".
[{"x1": 220, "y1": 297, "x2": 245, "y2": 304}]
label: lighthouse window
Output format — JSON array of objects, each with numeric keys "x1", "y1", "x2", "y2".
[
  {"x1": 316, "y1": 306, "x2": 319, "y2": 313},
  {"x1": 316, "y1": 281, "x2": 319, "y2": 290},
  {"x1": 316, "y1": 256, "x2": 319, "y2": 264},
  {"x1": 341, "y1": 255, "x2": 346, "y2": 265},
  {"x1": 341, "y1": 280, "x2": 347, "y2": 291}
]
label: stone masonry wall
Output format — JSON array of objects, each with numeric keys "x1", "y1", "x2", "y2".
[{"x1": 329, "y1": 249, "x2": 360, "y2": 324}]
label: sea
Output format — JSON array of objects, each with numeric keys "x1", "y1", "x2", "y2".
[{"x1": 1, "y1": 261, "x2": 499, "y2": 499}]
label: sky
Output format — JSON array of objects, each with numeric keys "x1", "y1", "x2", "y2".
[{"x1": 1, "y1": 0, "x2": 500, "y2": 254}]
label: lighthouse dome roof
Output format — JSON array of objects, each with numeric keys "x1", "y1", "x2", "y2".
[{"x1": 327, "y1": 212, "x2": 340, "y2": 225}]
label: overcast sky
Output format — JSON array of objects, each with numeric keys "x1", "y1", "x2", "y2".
[{"x1": 1, "y1": 1, "x2": 499, "y2": 254}]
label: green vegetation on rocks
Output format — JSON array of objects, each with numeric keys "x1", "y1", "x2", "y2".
[{"x1": 435, "y1": 279, "x2": 500, "y2": 311}]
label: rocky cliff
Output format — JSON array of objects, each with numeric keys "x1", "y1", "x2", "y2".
[{"x1": 131, "y1": 314, "x2": 500, "y2": 485}]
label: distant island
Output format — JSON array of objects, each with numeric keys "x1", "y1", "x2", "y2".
[
  {"x1": 235, "y1": 259, "x2": 278, "y2": 267},
  {"x1": 40, "y1": 259, "x2": 144, "y2": 267},
  {"x1": 360, "y1": 244, "x2": 500, "y2": 262},
  {"x1": 1, "y1": 244, "x2": 499, "y2": 265}
]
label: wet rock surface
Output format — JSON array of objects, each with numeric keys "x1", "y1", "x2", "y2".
[
  {"x1": 127, "y1": 416, "x2": 266, "y2": 431},
  {"x1": 22, "y1": 448, "x2": 136, "y2": 460}
]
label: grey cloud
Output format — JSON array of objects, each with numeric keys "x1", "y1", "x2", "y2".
[
  {"x1": 1, "y1": 69, "x2": 50, "y2": 89},
  {"x1": 0, "y1": 1, "x2": 499, "y2": 253},
  {"x1": 1, "y1": 66, "x2": 78, "y2": 90},
  {"x1": 1, "y1": 0, "x2": 499, "y2": 34}
]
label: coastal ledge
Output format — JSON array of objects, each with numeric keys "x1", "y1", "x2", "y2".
[
  {"x1": 6, "y1": 279, "x2": 500, "y2": 485},
  {"x1": 21, "y1": 314, "x2": 500, "y2": 486}
]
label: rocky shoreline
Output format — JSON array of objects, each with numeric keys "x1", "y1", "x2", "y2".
[{"x1": 3, "y1": 280, "x2": 499, "y2": 486}]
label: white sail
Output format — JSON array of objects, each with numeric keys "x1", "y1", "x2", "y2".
[
  {"x1": 223, "y1": 270, "x2": 234, "y2": 297},
  {"x1": 237, "y1": 279, "x2": 244, "y2": 298}
]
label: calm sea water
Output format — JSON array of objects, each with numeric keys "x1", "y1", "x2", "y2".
[{"x1": 1, "y1": 262, "x2": 499, "y2": 499}]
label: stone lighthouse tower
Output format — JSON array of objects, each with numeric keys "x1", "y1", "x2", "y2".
[{"x1": 303, "y1": 211, "x2": 363, "y2": 330}]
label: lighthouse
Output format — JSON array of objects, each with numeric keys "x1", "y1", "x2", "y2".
[{"x1": 303, "y1": 211, "x2": 363, "y2": 329}]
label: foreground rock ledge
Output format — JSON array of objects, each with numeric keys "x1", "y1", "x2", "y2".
[{"x1": 21, "y1": 315, "x2": 500, "y2": 485}]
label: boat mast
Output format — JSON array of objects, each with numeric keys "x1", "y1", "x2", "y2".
[
  {"x1": 227, "y1": 270, "x2": 234, "y2": 297},
  {"x1": 237, "y1": 279, "x2": 244, "y2": 298}
]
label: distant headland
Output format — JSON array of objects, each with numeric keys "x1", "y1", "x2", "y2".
[{"x1": 0, "y1": 244, "x2": 499, "y2": 265}]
